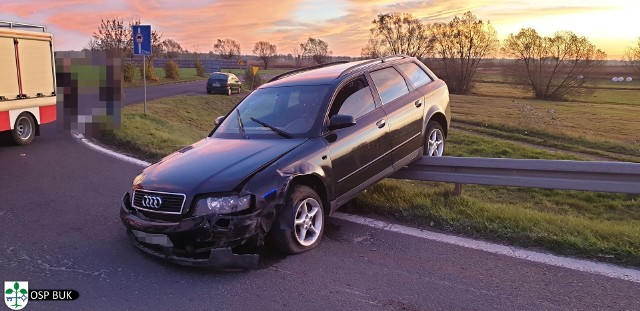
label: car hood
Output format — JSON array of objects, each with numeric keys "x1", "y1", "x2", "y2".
[{"x1": 139, "y1": 137, "x2": 306, "y2": 193}]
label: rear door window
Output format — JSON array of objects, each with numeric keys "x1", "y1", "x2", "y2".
[
  {"x1": 369, "y1": 67, "x2": 409, "y2": 105},
  {"x1": 397, "y1": 62, "x2": 432, "y2": 88},
  {"x1": 329, "y1": 76, "x2": 376, "y2": 120}
]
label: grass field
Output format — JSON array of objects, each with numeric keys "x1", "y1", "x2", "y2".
[
  {"x1": 101, "y1": 90, "x2": 640, "y2": 265},
  {"x1": 471, "y1": 81, "x2": 640, "y2": 106}
]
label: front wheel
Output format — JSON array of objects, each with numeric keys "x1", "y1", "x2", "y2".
[
  {"x1": 12, "y1": 113, "x2": 36, "y2": 145},
  {"x1": 424, "y1": 121, "x2": 445, "y2": 156},
  {"x1": 272, "y1": 185, "x2": 324, "y2": 254}
]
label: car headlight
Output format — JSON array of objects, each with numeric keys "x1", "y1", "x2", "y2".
[{"x1": 194, "y1": 195, "x2": 251, "y2": 216}]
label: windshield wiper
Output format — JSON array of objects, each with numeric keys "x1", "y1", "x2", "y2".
[
  {"x1": 236, "y1": 109, "x2": 248, "y2": 139},
  {"x1": 249, "y1": 117, "x2": 293, "y2": 139}
]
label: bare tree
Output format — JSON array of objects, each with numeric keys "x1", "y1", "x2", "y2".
[
  {"x1": 92, "y1": 19, "x2": 129, "y2": 57},
  {"x1": 302, "y1": 38, "x2": 331, "y2": 64},
  {"x1": 84, "y1": 39, "x2": 99, "y2": 51},
  {"x1": 624, "y1": 37, "x2": 640, "y2": 75},
  {"x1": 360, "y1": 38, "x2": 383, "y2": 59},
  {"x1": 427, "y1": 12, "x2": 499, "y2": 94},
  {"x1": 162, "y1": 39, "x2": 184, "y2": 58},
  {"x1": 214, "y1": 39, "x2": 241, "y2": 59},
  {"x1": 366, "y1": 13, "x2": 431, "y2": 58},
  {"x1": 292, "y1": 45, "x2": 305, "y2": 68},
  {"x1": 253, "y1": 41, "x2": 277, "y2": 69},
  {"x1": 503, "y1": 28, "x2": 606, "y2": 100}
]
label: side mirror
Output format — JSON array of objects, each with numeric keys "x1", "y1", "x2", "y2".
[
  {"x1": 215, "y1": 116, "x2": 225, "y2": 126},
  {"x1": 328, "y1": 114, "x2": 356, "y2": 131}
]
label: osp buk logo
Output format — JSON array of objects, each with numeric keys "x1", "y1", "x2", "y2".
[{"x1": 4, "y1": 282, "x2": 28, "y2": 310}]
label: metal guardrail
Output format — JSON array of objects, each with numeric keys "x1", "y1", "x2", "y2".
[{"x1": 391, "y1": 157, "x2": 640, "y2": 194}]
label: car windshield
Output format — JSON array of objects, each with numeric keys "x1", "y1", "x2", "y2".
[{"x1": 213, "y1": 85, "x2": 330, "y2": 139}]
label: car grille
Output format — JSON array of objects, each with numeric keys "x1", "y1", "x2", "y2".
[{"x1": 132, "y1": 189, "x2": 186, "y2": 214}]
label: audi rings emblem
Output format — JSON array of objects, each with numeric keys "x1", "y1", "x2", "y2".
[{"x1": 142, "y1": 195, "x2": 163, "y2": 209}]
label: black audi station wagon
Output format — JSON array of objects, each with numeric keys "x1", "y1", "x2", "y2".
[
  {"x1": 206, "y1": 72, "x2": 242, "y2": 96},
  {"x1": 120, "y1": 55, "x2": 450, "y2": 267}
]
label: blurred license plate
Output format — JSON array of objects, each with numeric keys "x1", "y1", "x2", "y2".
[
  {"x1": 132, "y1": 230, "x2": 173, "y2": 247},
  {"x1": 211, "y1": 82, "x2": 220, "y2": 87}
]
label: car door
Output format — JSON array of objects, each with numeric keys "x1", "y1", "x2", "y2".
[
  {"x1": 369, "y1": 66, "x2": 423, "y2": 169},
  {"x1": 324, "y1": 76, "x2": 393, "y2": 204}
]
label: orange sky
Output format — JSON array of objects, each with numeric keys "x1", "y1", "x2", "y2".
[{"x1": 1, "y1": 0, "x2": 638, "y2": 59}]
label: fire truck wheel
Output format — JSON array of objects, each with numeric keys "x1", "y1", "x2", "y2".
[{"x1": 12, "y1": 113, "x2": 36, "y2": 145}]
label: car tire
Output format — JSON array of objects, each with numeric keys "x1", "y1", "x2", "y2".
[
  {"x1": 272, "y1": 185, "x2": 324, "y2": 254},
  {"x1": 424, "y1": 121, "x2": 445, "y2": 156},
  {"x1": 12, "y1": 113, "x2": 36, "y2": 146},
  {"x1": 236, "y1": 87, "x2": 242, "y2": 94},
  {"x1": 227, "y1": 88, "x2": 232, "y2": 96}
]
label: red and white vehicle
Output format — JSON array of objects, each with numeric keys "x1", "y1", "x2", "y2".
[{"x1": 0, "y1": 21, "x2": 56, "y2": 145}]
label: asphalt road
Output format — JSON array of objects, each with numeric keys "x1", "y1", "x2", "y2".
[
  {"x1": 1, "y1": 83, "x2": 639, "y2": 310},
  {"x1": 124, "y1": 80, "x2": 207, "y2": 105}
]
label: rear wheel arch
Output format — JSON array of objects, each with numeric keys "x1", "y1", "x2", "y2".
[{"x1": 427, "y1": 112, "x2": 448, "y2": 138}]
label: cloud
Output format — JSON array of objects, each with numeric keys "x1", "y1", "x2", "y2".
[{"x1": 1, "y1": 0, "x2": 635, "y2": 58}]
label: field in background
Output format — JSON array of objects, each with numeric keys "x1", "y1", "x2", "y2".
[{"x1": 102, "y1": 80, "x2": 640, "y2": 265}]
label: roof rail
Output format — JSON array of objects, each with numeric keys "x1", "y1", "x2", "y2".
[
  {"x1": 268, "y1": 61, "x2": 349, "y2": 83},
  {"x1": 0, "y1": 21, "x2": 47, "y2": 32},
  {"x1": 337, "y1": 55, "x2": 409, "y2": 78}
]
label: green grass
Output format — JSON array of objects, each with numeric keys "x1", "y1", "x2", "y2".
[
  {"x1": 101, "y1": 94, "x2": 239, "y2": 161},
  {"x1": 99, "y1": 88, "x2": 640, "y2": 265},
  {"x1": 447, "y1": 128, "x2": 583, "y2": 160},
  {"x1": 124, "y1": 68, "x2": 207, "y2": 88},
  {"x1": 471, "y1": 81, "x2": 640, "y2": 106},
  {"x1": 450, "y1": 94, "x2": 640, "y2": 161}
]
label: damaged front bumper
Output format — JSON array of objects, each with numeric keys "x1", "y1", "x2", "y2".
[{"x1": 120, "y1": 193, "x2": 261, "y2": 269}]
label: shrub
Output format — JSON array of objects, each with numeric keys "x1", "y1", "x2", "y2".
[
  {"x1": 194, "y1": 58, "x2": 205, "y2": 77},
  {"x1": 139, "y1": 58, "x2": 159, "y2": 81},
  {"x1": 243, "y1": 67, "x2": 264, "y2": 89},
  {"x1": 123, "y1": 62, "x2": 137, "y2": 83},
  {"x1": 164, "y1": 60, "x2": 180, "y2": 79}
]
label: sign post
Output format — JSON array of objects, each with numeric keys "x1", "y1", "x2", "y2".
[
  {"x1": 251, "y1": 66, "x2": 260, "y2": 90},
  {"x1": 132, "y1": 25, "x2": 151, "y2": 114}
]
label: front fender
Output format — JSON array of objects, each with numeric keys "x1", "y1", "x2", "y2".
[{"x1": 241, "y1": 138, "x2": 332, "y2": 233}]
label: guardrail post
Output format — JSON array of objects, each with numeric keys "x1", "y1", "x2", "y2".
[{"x1": 453, "y1": 183, "x2": 463, "y2": 196}]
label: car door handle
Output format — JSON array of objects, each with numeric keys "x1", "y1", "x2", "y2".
[
  {"x1": 376, "y1": 119, "x2": 386, "y2": 128},
  {"x1": 415, "y1": 100, "x2": 422, "y2": 108}
]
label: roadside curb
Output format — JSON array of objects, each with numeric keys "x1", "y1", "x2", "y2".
[{"x1": 73, "y1": 133, "x2": 151, "y2": 167}]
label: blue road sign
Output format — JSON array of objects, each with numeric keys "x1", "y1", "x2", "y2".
[{"x1": 132, "y1": 25, "x2": 151, "y2": 56}]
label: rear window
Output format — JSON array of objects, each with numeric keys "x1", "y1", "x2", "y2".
[
  {"x1": 397, "y1": 62, "x2": 432, "y2": 88},
  {"x1": 369, "y1": 67, "x2": 409, "y2": 105},
  {"x1": 209, "y1": 73, "x2": 228, "y2": 80}
]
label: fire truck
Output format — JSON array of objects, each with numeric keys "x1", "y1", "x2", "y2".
[{"x1": 0, "y1": 21, "x2": 56, "y2": 145}]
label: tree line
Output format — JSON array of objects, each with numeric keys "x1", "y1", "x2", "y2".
[
  {"x1": 89, "y1": 14, "x2": 640, "y2": 100},
  {"x1": 89, "y1": 18, "x2": 332, "y2": 71}
]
